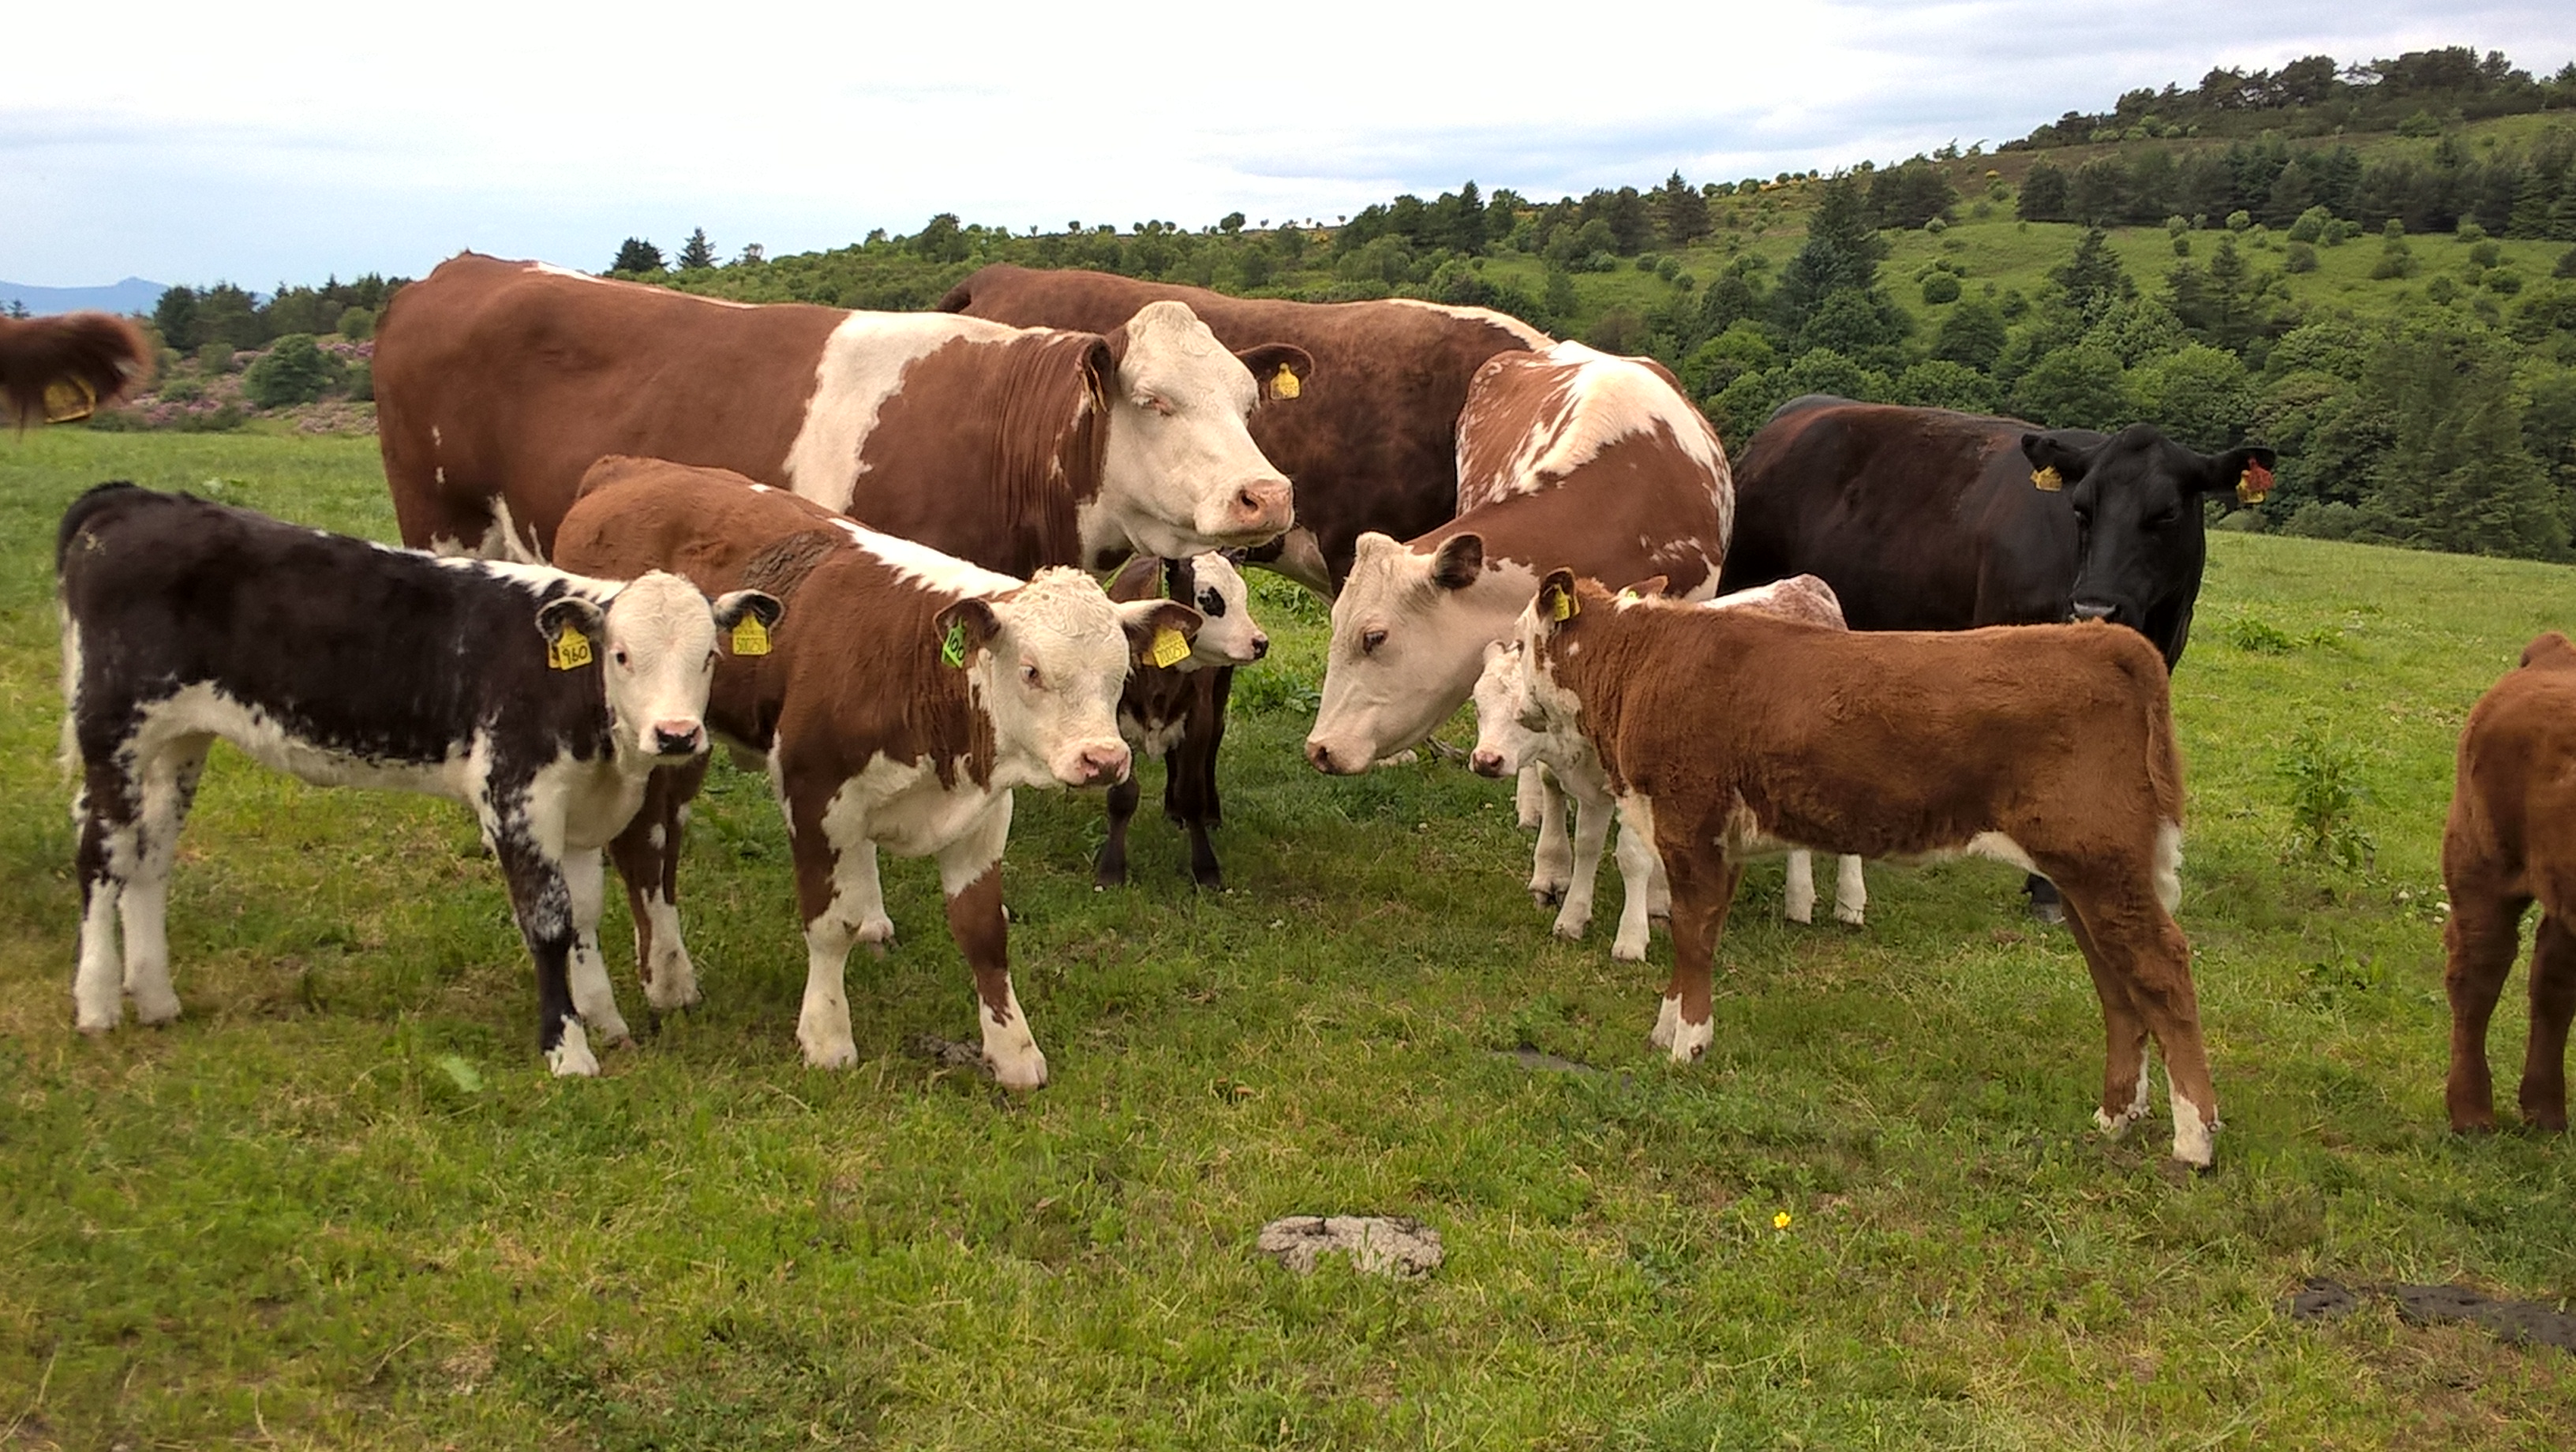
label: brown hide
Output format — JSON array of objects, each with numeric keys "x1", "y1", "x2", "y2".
[
  {"x1": 1, "y1": 312, "x2": 151, "y2": 427},
  {"x1": 378, "y1": 253, "x2": 1112, "y2": 576},
  {"x1": 2442, "y1": 631, "x2": 2576, "y2": 1132},
  {"x1": 939, "y1": 263, "x2": 1547, "y2": 589}
]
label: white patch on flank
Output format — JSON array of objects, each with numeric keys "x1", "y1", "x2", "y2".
[
  {"x1": 433, "y1": 466, "x2": 445, "y2": 485},
  {"x1": 2155, "y1": 820, "x2": 2184, "y2": 914},
  {"x1": 2170, "y1": 1086, "x2": 2215, "y2": 1168},
  {"x1": 781, "y1": 312, "x2": 1018, "y2": 511},
  {"x1": 1963, "y1": 831, "x2": 2038, "y2": 874},
  {"x1": 1381, "y1": 296, "x2": 1553, "y2": 349},
  {"x1": 430, "y1": 425, "x2": 441, "y2": 447},
  {"x1": 547, "y1": 1018, "x2": 599, "y2": 1077}
]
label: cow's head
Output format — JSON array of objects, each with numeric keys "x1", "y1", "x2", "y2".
[
  {"x1": 2023, "y1": 426, "x2": 2275, "y2": 661},
  {"x1": 1161, "y1": 550, "x2": 1268, "y2": 668},
  {"x1": 1099, "y1": 301, "x2": 1310, "y2": 559},
  {"x1": 541, "y1": 572, "x2": 782, "y2": 763},
  {"x1": 1467, "y1": 640, "x2": 1538, "y2": 779},
  {"x1": 1510, "y1": 567, "x2": 1601, "y2": 737},
  {"x1": 936, "y1": 566, "x2": 1200, "y2": 788},
  {"x1": 1306, "y1": 530, "x2": 1525, "y2": 775}
]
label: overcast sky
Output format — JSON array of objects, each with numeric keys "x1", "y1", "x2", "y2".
[{"x1": 6, "y1": 2, "x2": 2571, "y2": 289}]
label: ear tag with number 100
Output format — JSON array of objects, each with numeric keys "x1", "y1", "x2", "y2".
[{"x1": 941, "y1": 618, "x2": 968, "y2": 668}]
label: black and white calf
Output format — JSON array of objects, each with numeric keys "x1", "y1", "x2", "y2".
[
  {"x1": 55, "y1": 483, "x2": 777, "y2": 1074},
  {"x1": 1095, "y1": 551, "x2": 1268, "y2": 889}
]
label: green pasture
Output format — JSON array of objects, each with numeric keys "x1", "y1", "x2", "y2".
[{"x1": 2, "y1": 431, "x2": 2572, "y2": 1447}]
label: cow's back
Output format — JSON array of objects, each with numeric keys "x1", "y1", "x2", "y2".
[
  {"x1": 376, "y1": 254, "x2": 846, "y2": 558},
  {"x1": 1720, "y1": 397, "x2": 2080, "y2": 632},
  {"x1": 941, "y1": 264, "x2": 1547, "y2": 588}
]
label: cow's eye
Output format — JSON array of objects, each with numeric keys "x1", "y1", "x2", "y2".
[
  {"x1": 612, "y1": 648, "x2": 630, "y2": 667},
  {"x1": 1362, "y1": 627, "x2": 1387, "y2": 655},
  {"x1": 2148, "y1": 507, "x2": 2181, "y2": 528},
  {"x1": 1020, "y1": 662, "x2": 1043, "y2": 687},
  {"x1": 1138, "y1": 395, "x2": 1173, "y2": 417}
]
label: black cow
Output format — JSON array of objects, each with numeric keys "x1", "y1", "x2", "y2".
[
  {"x1": 1095, "y1": 551, "x2": 1270, "y2": 889},
  {"x1": 1717, "y1": 396, "x2": 2274, "y2": 915},
  {"x1": 55, "y1": 483, "x2": 777, "y2": 1072}
]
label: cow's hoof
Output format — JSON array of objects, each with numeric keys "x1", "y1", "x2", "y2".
[
  {"x1": 1529, "y1": 884, "x2": 1567, "y2": 908},
  {"x1": 1668, "y1": 1018, "x2": 1713, "y2": 1064},
  {"x1": 2030, "y1": 900, "x2": 2065, "y2": 926},
  {"x1": 547, "y1": 1024, "x2": 601, "y2": 1078},
  {"x1": 1834, "y1": 904, "x2": 1866, "y2": 926},
  {"x1": 988, "y1": 1044, "x2": 1049, "y2": 1091},
  {"x1": 856, "y1": 918, "x2": 896, "y2": 951},
  {"x1": 1649, "y1": 994, "x2": 1680, "y2": 1050},
  {"x1": 1612, "y1": 935, "x2": 1648, "y2": 963},
  {"x1": 800, "y1": 1038, "x2": 859, "y2": 1071},
  {"x1": 131, "y1": 994, "x2": 182, "y2": 1027}
]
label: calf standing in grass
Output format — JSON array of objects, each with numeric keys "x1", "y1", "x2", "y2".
[
  {"x1": 552, "y1": 457, "x2": 1198, "y2": 1087},
  {"x1": 2442, "y1": 631, "x2": 2576, "y2": 1133},
  {"x1": 1469, "y1": 574, "x2": 1866, "y2": 958},
  {"x1": 1096, "y1": 552, "x2": 1268, "y2": 889},
  {"x1": 1510, "y1": 571, "x2": 2216, "y2": 1167},
  {"x1": 56, "y1": 482, "x2": 776, "y2": 1074}
]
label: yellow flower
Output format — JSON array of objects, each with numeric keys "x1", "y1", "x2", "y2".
[{"x1": 1773, "y1": 1211, "x2": 1792, "y2": 1230}]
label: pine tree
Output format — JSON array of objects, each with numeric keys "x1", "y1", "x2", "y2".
[
  {"x1": 675, "y1": 228, "x2": 717, "y2": 270},
  {"x1": 611, "y1": 238, "x2": 665, "y2": 274},
  {"x1": 1655, "y1": 171, "x2": 1712, "y2": 246},
  {"x1": 2051, "y1": 228, "x2": 2136, "y2": 326}
]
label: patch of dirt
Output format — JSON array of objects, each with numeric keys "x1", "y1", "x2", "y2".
[
  {"x1": 2286, "y1": 1277, "x2": 2576, "y2": 1352},
  {"x1": 1492, "y1": 1048, "x2": 1605, "y2": 1076},
  {"x1": 1257, "y1": 1215, "x2": 1443, "y2": 1278}
]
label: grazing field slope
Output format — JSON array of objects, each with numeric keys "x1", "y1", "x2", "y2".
[{"x1": 2, "y1": 431, "x2": 2572, "y2": 1447}]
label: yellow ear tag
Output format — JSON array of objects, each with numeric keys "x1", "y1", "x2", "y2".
[
  {"x1": 1547, "y1": 588, "x2": 1575, "y2": 622},
  {"x1": 730, "y1": 615, "x2": 771, "y2": 657},
  {"x1": 2031, "y1": 465, "x2": 2064, "y2": 492},
  {"x1": 1271, "y1": 365, "x2": 1301, "y2": 400},
  {"x1": 2236, "y1": 460, "x2": 2275, "y2": 504},
  {"x1": 548, "y1": 622, "x2": 593, "y2": 671},
  {"x1": 1149, "y1": 627, "x2": 1192, "y2": 668}
]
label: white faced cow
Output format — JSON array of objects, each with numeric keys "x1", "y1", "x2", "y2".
[
  {"x1": 552, "y1": 457, "x2": 1199, "y2": 1087},
  {"x1": 56, "y1": 482, "x2": 777, "y2": 1074}
]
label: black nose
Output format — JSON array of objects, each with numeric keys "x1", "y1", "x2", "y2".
[
  {"x1": 1252, "y1": 637, "x2": 1269, "y2": 660},
  {"x1": 2070, "y1": 602, "x2": 2116, "y2": 623},
  {"x1": 653, "y1": 726, "x2": 700, "y2": 755}
]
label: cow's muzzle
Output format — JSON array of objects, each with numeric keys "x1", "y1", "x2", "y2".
[
  {"x1": 1215, "y1": 477, "x2": 1294, "y2": 544},
  {"x1": 1469, "y1": 747, "x2": 1510, "y2": 779},
  {"x1": 1305, "y1": 738, "x2": 1364, "y2": 776},
  {"x1": 651, "y1": 720, "x2": 707, "y2": 757},
  {"x1": 2069, "y1": 601, "x2": 2117, "y2": 623},
  {"x1": 1059, "y1": 742, "x2": 1133, "y2": 788}
]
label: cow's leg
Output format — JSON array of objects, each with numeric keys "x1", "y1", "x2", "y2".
[
  {"x1": 1529, "y1": 766, "x2": 1573, "y2": 906},
  {"x1": 610, "y1": 759, "x2": 708, "y2": 1012},
  {"x1": 1515, "y1": 764, "x2": 1548, "y2": 831},
  {"x1": 2060, "y1": 898, "x2": 2154, "y2": 1137},
  {"x1": 2442, "y1": 885, "x2": 2529, "y2": 1132},
  {"x1": 1552, "y1": 784, "x2": 1614, "y2": 941},
  {"x1": 788, "y1": 814, "x2": 883, "y2": 1070},
  {"x1": 1170, "y1": 687, "x2": 1226, "y2": 888},
  {"x1": 1834, "y1": 855, "x2": 1868, "y2": 926},
  {"x1": 1611, "y1": 813, "x2": 1659, "y2": 963},
  {"x1": 560, "y1": 848, "x2": 630, "y2": 1048},
  {"x1": 2518, "y1": 913, "x2": 2574, "y2": 1132},
  {"x1": 845, "y1": 843, "x2": 895, "y2": 951},
  {"x1": 1197, "y1": 668, "x2": 1232, "y2": 831},
  {"x1": 2057, "y1": 874, "x2": 2215, "y2": 1168},
  {"x1": 117, "y1": 736, "x2": 208, "y2": 1027},
  {"x1": 485, "y1": 802, "x2": 593, "y2": 1076},
  {"x1": 1784, "y1": 849, "x2": 1818, "y2": 926},
  {"x1": 1094, "y1": 770, "x2": 1140, "y2": 889},
  {"x1": 71, "y1": 755, "x2": 142, "y2": 1033},
  {"x1": 937, "y1": 798, "x2": 1045, "y2": 1090},
  {"x1": 1656, "y1": 837, "x2": 1744, "y2": 1065},
  {"x1": 2025, "y1": 873, "x2": 2065, "y2": 925}
]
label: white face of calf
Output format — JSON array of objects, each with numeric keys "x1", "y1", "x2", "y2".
[
  {"x1": 550, "y1": 572, "x2": 781, "y2": 765},
  {"x1": 1101, "y1": 301, "x2": 1306, "y2": 559},
  {"x1": 1467, "y1": 640, "x2": 1539, "y2": 779},
  {"x1": 949, "y1": 567, "x2": 1200, "y2": 788},
  {"x1": 1174, "y1": 552, "x2": 1267, "y2": 668},
  {"x1": 1306, "y1": 530, "x2": 1528, "y2": 775}
]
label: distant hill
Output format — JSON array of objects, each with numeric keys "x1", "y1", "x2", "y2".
[{"x1": 0, "y1": 277, "x2": 168, "y2": 317}]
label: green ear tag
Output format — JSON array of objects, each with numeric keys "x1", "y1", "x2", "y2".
[{"x1": 941, "y1": 618, "x2": 968, "y2": 668}]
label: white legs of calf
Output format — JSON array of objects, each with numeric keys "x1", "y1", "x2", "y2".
[
  {"x1": 1649, "y1": 994, "x2": 1713, "y2": 1062},
  {"x1": 1514, "y1": 765, "x2": 1548, "y2": 832},
  {"x1": 1783, "y1": 851, "x2": 1867, "y2": 926},
  {"x1": 73, "y1": 886, "x2": 125, "y2": 1032},
  {"x1": 1834, "y1": 854, "x2": 1868, "y2": 926},
  {"x1": 979, "y1": 982, "x2": 1048, "y2": 1091},
  {"x1": 547, "y1": 1019, "x2": 599, "y2": 1077},
  {"x1": 635, "y1": 888, "x2": 702, "y2": 1012},
  {"x1": 797, "y1": 933, "x2": 862, "y2": 1070},
  {"x1": 1611, "y1": 823, "x2": 1660, "y2": 963},
  {"x1": 560, "y1": 850, "x2": 631, "y2": 1047},
  {"x1": 1527, "y1": 768, "x2": 1574, "y2": 906}
]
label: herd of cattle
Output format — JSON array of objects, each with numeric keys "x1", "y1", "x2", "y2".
[{"x1": 6, "y1": 256, "x2": 2570, "y2": 1170}]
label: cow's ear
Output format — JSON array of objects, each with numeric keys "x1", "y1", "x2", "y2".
[
  {"x1": 535, "y1": 593, "x2": 605, "y2": 653},
  {"x1": 1353, "y1": 530, "x2": 1400, "y2": 565},
  {"x1": 712, "y1": 589, "x2": 783, "y2": 632},
  {"x1": 2200, "y1": 445, "x2": 2279, "y2": 502},
  {"x1": 1237, "y1": 343, "x2": 1315, "y2": 403},
  {"x1": 1430, "y1": 532, "x2": 1485, "y2": 590},
  {"x1": 1532, "y1": 568, "x2": 1582, "y2": 634},
  {"x1": 2020, "y1": 432, "x2": 2098, "y2": 492},
  {"x1": 1115, "y1": 598, "x2": 1202, "y2": 666},
  {"x1": 1619, "y1": 574, "x2": 1670, "y2": 600},
  {"x1": 1080, "y1": 335, "x2": 1121, "y2": 414},
  {"x1": 932, "y1": 597, "x2": 1001, "y2": 668}
]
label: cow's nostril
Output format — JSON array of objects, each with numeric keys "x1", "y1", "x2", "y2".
[{"x1": 1252, "y1": 637, "x2": 1269, "y2": 660}]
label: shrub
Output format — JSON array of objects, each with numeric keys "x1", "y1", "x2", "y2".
[
  {"x1": 2559, "y1": 246, "x2": 2576, "y2": 279},
  {"x1": 242, "y1": 335, "x2": 344, "y2": 408},
  {"x1": 1920, "y1": 272, "x2": 1962, "y2": 305},
  {"x1": 2282, "y1": 500, "x2": 2362, "y2": 539},
  {"x1": 2457, "y1": 222, "x2": 2488, "y2": 245},
  {"x1": 336, "y1": 306, "x2": 376, "y2": 341},
  {"x1": 2286, "y1": 207, "x2": 2331, "y2": 244},
  {"x1": 196, "y1": 343, "x2": 235, "y2": 375},
  {"x1": 2484, "y1": 268, "x2": 2522, "y2": 295},
  {"x1": 2467, "y1": 239, "x2": 2502, "y2": 268},
  {"x1": 2226, "y1": 210, "x2": 2252, "y2": 232},
  {"x1": 2166, "y1": 215, "x2": 2192, "y2": 237},
  {"x1": 2285, "y1": 241, "x2": 2318, "y2": 274},
  {"x1": 2173, "y1": 234, "x2": 2192, "y2": 257},
  {"x1": 2278, "y1": 724, "x2": 2374, "y2": 870},
  {"x1": 346, "y1": 361, "x2": 373, "y2": 402}
]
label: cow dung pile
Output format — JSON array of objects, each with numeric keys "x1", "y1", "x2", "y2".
[{"x1": 1256, "y1": 1215, "x2": 1444, "y2": 1279}]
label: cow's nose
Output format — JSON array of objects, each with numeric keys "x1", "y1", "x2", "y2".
[
  {"x1": 1075, "y1": 743, "x2": 1131, "y2": 786},
  {"x1": 1230, "y1": 478, "x2": 1293, "y2": 533},
  {"x1": 1470, "y1": 747, "x2": 1507, "y2": 778},
  {"x1": 651, "y1": 721, "x2": 705, "y2": 756},
  {"x1": 1305, "y1": 739, "x2": 1333, "y2": 773},
  {"x1": 2070, "y1": 602, "x2": 2116, "y2": 623},
  {"x1": 1249, "y1": 634, "x2": 1269, "y2": 661}
]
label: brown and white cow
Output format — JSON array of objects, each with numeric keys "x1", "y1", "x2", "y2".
[
  {"x1": 2, "y1": 312, "x2": 151, "y2": 427},
  {"x1": 1469, "y1": 574, "x2": 1866, "y2": 956},
  {"x1": 1305, "y1": 340, "x2": 1733, "y2": 776},
  {"x1": 552, "y1": 457, "x2": 1197, "y2": 1087},
  {"x1": 1095, "y1": 552, "x2": 1268, "y2": 890},
  {"x1": 57, "y1": 482, "x2": 777, "y2": 1074},
  {"x1": 2441, "y1": 631, "x2": 2576, "y2": 1133},
  {"x1": 376, "y1": 253, "x2": 1309, "y2": 574},
  {"x1": 939, "y1": 262, "x2": 1552, "y2": 593},
  {"x1": 1507, "y1": 574, "x2": 2216, "y2": 1167}
]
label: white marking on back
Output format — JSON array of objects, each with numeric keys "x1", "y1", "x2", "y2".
[
  {"x1": 781, "y1": 312, "x2": 1031, "y2": 510},
  {"x1": 839, "y1": 521, "x2": 1022, "y2": 598},
  {"x1": 1381, "y1": 297, "x2": 1552, "y2": 349},
  {"x1": 528, "y1": 260, "x2": 757, "y2": 308},
  {"x1": 1466, "y1": 343, "x2": 1732, "y2": 524}
]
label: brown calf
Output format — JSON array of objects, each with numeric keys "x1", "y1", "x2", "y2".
[
  {"x1": 2443, "y1": 631, "x2": 2576, "y2": 1132},
  {"x1": 2, "y1": 312, "x2": 150, "y2": 427},
  {"x1": 1515, "y1": 572, "x2": 2215, "y2": 1166}
]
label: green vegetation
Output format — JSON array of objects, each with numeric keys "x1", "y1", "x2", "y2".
[{"x1": 4, "y1": 432, "x2": 2573, "y2": 1446}]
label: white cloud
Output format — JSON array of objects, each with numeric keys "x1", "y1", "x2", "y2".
[{"x1": 5, "y1": 1, "x2": 2570, "y2": 284}]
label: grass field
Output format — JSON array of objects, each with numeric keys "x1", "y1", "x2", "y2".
[{"x1": 3, "y1": 429, "x2": 2574, "y2": 1448}]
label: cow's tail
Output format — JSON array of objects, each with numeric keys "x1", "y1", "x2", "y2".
[
  {"x1": 54, "y1": 481, "x2": 148, "y2": 782},
  {"x1": 2, "y1": 312, "x2": 152, "y2": 430},
  {"x1": 2109, "y1": 635, "x2": 2188, "y2": 914}
]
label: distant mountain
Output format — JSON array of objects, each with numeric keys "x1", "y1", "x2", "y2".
[{"x1": 0, "y1": 277, "x2": 169, "y2": 317}]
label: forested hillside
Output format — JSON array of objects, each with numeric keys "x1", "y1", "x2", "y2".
[{"x1": 123, "y1": 44, "x2": 2576, "y2": 559}]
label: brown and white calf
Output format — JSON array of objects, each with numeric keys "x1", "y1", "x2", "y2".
[
  {"x1": 1470, "y1": 574, "x2": 1866, "y2": 956},
  {"x1": 1305, "y1": 340, "x2": 1732, "y2": 777},
  {"x1": 552, "y1": 457, "x2": 1197, "y2": 1087},
  {"x1": 56, "y1": 482, "x2": 775, "y2": 1073},
  {"x1": 2442, "y1": 631, "x2": 2576, "y2": 1133},
  {"x1": 1095, "y1": 552, "x2": 1268, "y2": 889},
  {"x1": 376, "y1": 253, "x2": 1308, "y2": 574},
  {"x1": 1509, "y1": 572, "x2": 2215, "y2": 1167}
]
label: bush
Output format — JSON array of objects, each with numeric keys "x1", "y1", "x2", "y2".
[
  {"x1": 346, "y1": 361, "x2": 373, "y2": 402},
  {"x1": 2457, "y1": 222, "x2": 2488, "y2": 245},
  {"x1": 2278, "y1": 724, "x2": 2375, "y2": 870},
  {"x1": 2226, "y1": 210, "x2": 2252, "y2": 232},
  {"x1": 2484, "y1": 268, "x2": 2522, "y2": 295},
  {"x1": 2467, "y1": 239, "x2": 2502, "y2": 268},
  {"x1": 196, "y1": 342, "x2": 235, "y2": 375},
  {"x1": 2559, "y1": 246, "x2": 2576, "y2": 279},
  {"x1": 336, "y1": 306, "x2": 376, "y2": 341},
  {"x1": 242, "y1": 335, "x2": 344, "y2": 408},
  {"x1": 2286, "y1": 207, "x2": 2331, "y2": 245},
  {"x1": 2173, "y1": 234, "x2": 2193, "y2": 257},
  {"x1": 1920, "y1": 272, "x2": 1962, "y2": 305},
  {"x1": 2166, "y1": 215, "x2": 2192, "y2": 237},
  {"x1": 2282, "y1": 500, "x2": 2363, "y2": 539},
  {"x1": 2285, "y1": 241, "x2": 2318, "y2": 274}
]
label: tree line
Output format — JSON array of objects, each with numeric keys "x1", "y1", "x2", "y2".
[{"x1": 2012, "y1": 45, "x2": 2576, "y2": 148}]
